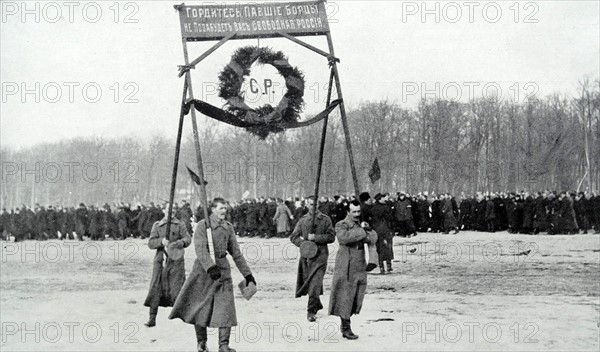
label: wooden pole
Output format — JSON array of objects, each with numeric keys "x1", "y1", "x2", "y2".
[
  {"x1": 310, "y1": 68, "x2": 335, "y2": 230},
  {"x1": 325, "y1": 32, "x2": 360, "y2": 199},
  {"x1": 165, "y1": 79, "x2": 189, "y2": 241},
  {"x1": 182, "y1": 39, "x2": 211, "y2": 228}
]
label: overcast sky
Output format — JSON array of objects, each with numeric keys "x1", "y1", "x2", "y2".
[{"x1": 1, "y1": 0, "x2": 599, "y2": 149}]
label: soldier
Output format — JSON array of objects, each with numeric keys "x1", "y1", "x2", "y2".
[
  {"x1": 574, "y1": 192, "x2": 590, "y2": 234},
  {"x1": 290, "y1": 196, "x2": 335, "y2": 322},
  {"x1": 485, "y1": 195, "x2": 496, "y2": 232},
  {"x1": 35, "y1": 205, "x2": 48, "y2": 240},
  {"x1": 117, "y1": 205, "x2": 131, "y2": 240},
  {"x1": 587, "y1": 192, "x2": 599, "y2": 234},
  {"x1": 0, "y1": 208, "x2": 9, "y2": 240},
  {"x1": 557, "y1": 192, "x2": 578, "y2": 234},
  {"x1": 431, "y1": 195, "x2": 443, "y2": 233},
  {"x1": 143, "y1": 203, "x2": 192, "y2": 327},
  {"x1": 234, "y1": 201, "x2": 246, "y2": 236},
  {"x1": 245, "y1": 199, "x2": 259, "y2": 237},
  {"x1": 88, "y1": 206, "x2": 101, "y2": 240},
  {"x1": 132, "y1": 204, "x2": 146, "y2": 238},
  {"x1": 442, "y1": 194, "x2": 459, "y2": 234},
  {"x1": 292, "y1": 199, "x2": 308, "y2": 229},
  {"x1": 328, "y1": 200, "x2": 378, "y2": 340},
  {"x1": 45, "y1": 205, "x2": 59, "y2": 239},
  {"x1": 494, "y1": 193, "x2": 507, "y2": 231},
  {"x1": 11, "y1": 208, "x2": 25, "y2": 242},
  {"x1": 417, "y1": 194, "x2": 431, "y2": 232},
  {"x1": 75, "y1": 203, "x2": 88, "y2": 240},
  {"x1": 177, "y1": 200, "x2": 193, "y2": 235},
  {"x1": 103, "y1": 204, "x2": 118, "y2": 239},
  {"x1": 533, "y1": 192, "x2": 548, "y2": 234},
  {"x1": 332, "y1": 196, "x2": 348, "y2": 225},
  {"x1": 370, "y1": 193, "x2": 395, "y2": 273},
  {"x1": 130, "y1": 204, "x2": 142, "y2": 238},
  {"x1": 141, "y1": 203, "x2": 161, "y2": 239},
  {"x1": 257, "y1": 198, "x2": 270, "y2": 238},
  {"x1": 267, "y1": 199, "x2": 277, "y2": 237},
  {"x1": 505, "y1": 194, "x2": 518, "y2": 233},
  {"x1": 273, "y1": 198, "x2": 293, "y2": 238},
  {"x1": 169, "y1": 198, "x2": 255, "y2": 352},
  {"x1": 522, "y1": 193, "x2": 535, "y2": 234},
  {"x1": 459, "y1": 195, "x2": 473, "y2": 231},
  {"x1": 60, "y1": 207, "x2": 76, "y2": 240},
  {"x1": 546, "y1": 192, "x2": 558, "y2": 234},
  {"x1": 394, "y1": 192, "x2": 416, "y2": 237},
  {"x1": 474, "y1": 193, "x2": 487, "y2": 232}
]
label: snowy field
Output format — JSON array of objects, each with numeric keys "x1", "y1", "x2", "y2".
[{"x1": 1, "y1": 231, "x2": 599, "y2": 351}]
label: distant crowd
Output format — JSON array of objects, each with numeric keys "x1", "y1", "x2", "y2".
[
  {"x1": 232, "y1": 190, "x2": 600, "y2": 237},
  {"x1": 1, "y1": 190, "x2": 599, "y2": 242}
]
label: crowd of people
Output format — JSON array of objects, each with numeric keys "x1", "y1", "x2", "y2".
[
  {"x1": 0, "y1": 202, "x2": 182, "y2": 241},
  {"x1": 1, "y1": 190, "x2": 599, "y2": 242},
  {"x1": 231, "y1": 190, "x2": 600, "y2": 237}
]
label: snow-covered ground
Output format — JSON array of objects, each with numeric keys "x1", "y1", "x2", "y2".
[{"x1": 1, "y1": 231, "x2": 599, "y2": 351}]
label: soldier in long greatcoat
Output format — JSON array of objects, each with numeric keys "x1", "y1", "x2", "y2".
[
  {"x1": 369, "y1": 194, "x2": 394, "y2": 273},
  {"x1": 117, "y1": 206, "x2": 130, "y2": 240},
  {"x1": 459, "y1": 195, "x2": 473, "y2": 231},
  {"x1": 329, "y1": 200, "x2": 378, "y2": 340},
  {"x1": 143, "y1": 205, "x2": 191, "y2": 327},
  {"x1": 290, "y1": 196, "x2": 335, "y2": 321},
  {"x1": 574, "y1": 192, "x2": 589, "y2": 234},
  {"x1": 442, "y1": 194, "x2": 459, "y2": 234},
  {"x1": 273, "y1": 198, "x2": 293, "y2": 237},
  {"x1": 473, "y1": 194, "x2": 487, "y2": 231},
  {"x1": 394, "y1": 193, "x2": 416, "y2": 237},
  {"x1": 245, "y1": 200, "x2": 259, "y2": 237},
  {"x1": 169, "y1": 198, "x2": 255, "y2": 352},
  {"x1": 586, "y1": 193, "x2": 599, "y2": 234},
  {"x1": 75, "y1": 203, "x2": 88, "y2": 239},
  {"x1": 0, "y1": 208, "x2": 9, "y2": 240},
  {"x1": 485, "y1": 195, "x2": 496, "y2": 232},
  {"x1": 417, "y1": 194, "x2": 431, "y2": 231},
  {"x1": 556, "y1": 192, "x2": 578, "y2": 234},
  {"x1": 522, "y1": 193, "x2": 535, "y2": 234}
]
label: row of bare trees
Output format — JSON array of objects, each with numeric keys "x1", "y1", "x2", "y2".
[{"x1": 2, "y1": 79, "x2": 598, "y2": 209}]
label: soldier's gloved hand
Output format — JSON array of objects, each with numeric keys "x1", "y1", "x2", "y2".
[
  {"x1": 173, "y1": 240, "x2": 184, "y2": 249},
  {"x1": 245, "y1": 274, "x2": 256, "y2": 287},
  {"x1": 207, "y1": 265, "x2": 221, "y2": 280},
  {"x1": 161, "y1": 238, "x2": 169, "y2": 247}
]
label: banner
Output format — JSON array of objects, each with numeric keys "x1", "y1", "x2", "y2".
[
  {"x1": 177, "y1": 1, "x2": 330, "y2": 41},
  {"x1": 369, "y1": 158, "x2": 381, "y2": 183}
]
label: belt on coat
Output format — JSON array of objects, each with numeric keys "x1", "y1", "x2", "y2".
[{"x1": 345, "y1": 242, "x2": 365, "y2": 250}]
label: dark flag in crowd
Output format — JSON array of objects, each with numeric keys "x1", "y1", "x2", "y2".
[
  {"x1": 186, "y1": 165, "x2": 208, "y2": 185},
  {"x1": 368, "y1": 158, "x2": 381, "y2": 183}
]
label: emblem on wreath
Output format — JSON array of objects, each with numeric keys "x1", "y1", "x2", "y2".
[{"x1": 218, "y1": 46, "x2": 305, "y2": 138}]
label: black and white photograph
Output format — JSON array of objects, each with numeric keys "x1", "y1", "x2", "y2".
[{"x1": 1, "y1": 1, "x2": 599, "y2": 351}]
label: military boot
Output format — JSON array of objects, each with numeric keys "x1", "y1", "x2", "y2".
[
  {"x1": 144, "y1": 307, "x2": 157, "y2": 327},
  {"x1": 340, "y1": 318, "x2": 358, "y2": 340},
  {"x1": 195, "y1": 325, "x2": 208, "y2": 352},
  {"x1": 218, "y1": 327, "x2": 236, "y2": 352}
]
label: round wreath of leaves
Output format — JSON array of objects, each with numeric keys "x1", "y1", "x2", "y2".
[{"x1": 218, "y1": 46, "x2": 305, "y2": 139}]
